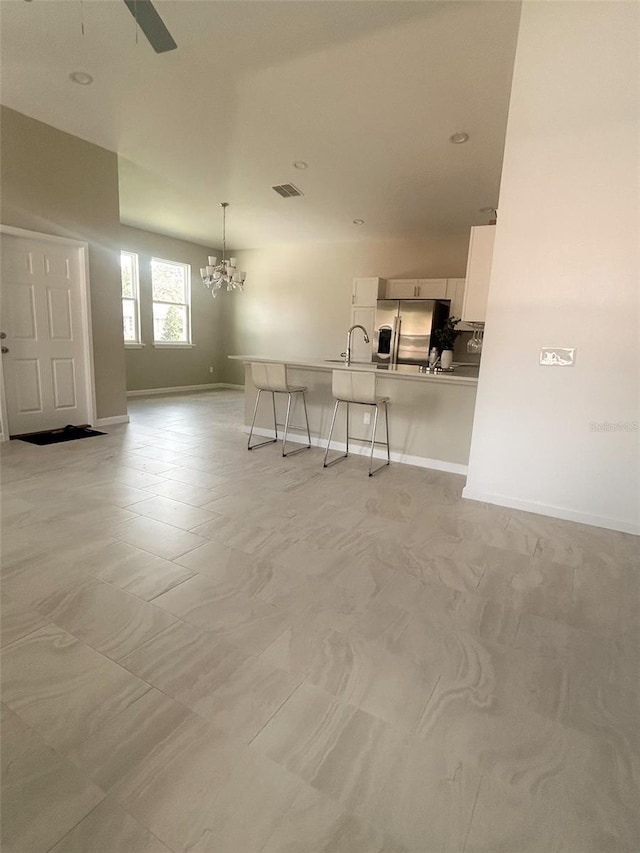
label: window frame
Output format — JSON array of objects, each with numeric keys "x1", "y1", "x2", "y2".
[
  {"x1": 150, "y1": 256, "x2": 193, "y2": 348},
  {"x1": 120, "y1": 251, "x2": 142, "y2": 347}
]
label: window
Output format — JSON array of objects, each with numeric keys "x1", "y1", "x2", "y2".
[
  {"x1": 120, "y1": 251, "x2": 141, "y2": 344},
  {"x1": 151, "y1": 258, "x2": 192, "y2": 345}
]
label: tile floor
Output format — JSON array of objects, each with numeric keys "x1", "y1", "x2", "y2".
[{"x1": 1, "y1": 389, "x2": 638, "y2": 853}]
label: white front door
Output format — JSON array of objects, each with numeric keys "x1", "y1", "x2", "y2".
[{"x1": 1, "y1": 232, "x2": 92, "y2": 435}]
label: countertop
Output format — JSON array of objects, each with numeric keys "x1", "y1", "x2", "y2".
[{"x1": 228, "y1": 355, "x2": 479, "y2": 386}]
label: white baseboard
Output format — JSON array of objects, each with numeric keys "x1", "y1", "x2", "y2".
[
  {"x1": 387, "y1": 450, "x2": 467, "y2": 476},
  {"x1": 216, "y1": 383, "x2": 244, "y2": 391},
  {"x1": 243, "y1": 426, "x2": 468, "y2": 476},
  {"x1": 462, "y1": 486, "x2": 639, "y2": 536},
  {"x1": 94, "y1": 415, "x2": 130, "y2": 427},
  {"x1": 127, "y1": 384, "x2": 223, "y2": 397}
]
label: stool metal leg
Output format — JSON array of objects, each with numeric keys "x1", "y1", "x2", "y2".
[
  {"x1": 368, "y1": 401, "x2": 391, "y2": 477},
  {"x1": 345, "y1": 403, "x2": 350, "y2": 456},
  {"x1": 323, "y1": 398, "x2": 390, "y2": 475},
  {"x1": 384, "y1": 400, "x2": 391, "y2": 466},
  {"x1": 302, "y1": 392, "x2": 312, "y2": 448},
  {"x1": 272, "y1": 392, "x2": 278, "y2": 441},
  {"x1": 247, "y1": 388, "x2": 278, "y2": 451},
  {"x1": 282, "y1": 392, "x2": 292, "y2": 456},
  {"x1": 282, "y1": 390, "x2": 313, "y2": 457},
  {"x1": 282, "y1": 390, "x2": 312, "y2": 457},
  {"x1": 369, "y1": 403, "x2": 378, "y2": 477},
  {"x1": 323, "y1": 399, "x2": 347, "y2": 467}
]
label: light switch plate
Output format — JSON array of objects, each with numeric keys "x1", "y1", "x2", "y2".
[{"x1": 539, "y1": 347, "x2": 575, "y2": 366}]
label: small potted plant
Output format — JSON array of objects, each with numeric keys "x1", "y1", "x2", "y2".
[{"x1": 433, "y1": 317, "x2": 462, "y2": 369}]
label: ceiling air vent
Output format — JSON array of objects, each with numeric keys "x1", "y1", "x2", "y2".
[{"x1": 272, "y1": 183, "x2": 303, "y2": 198}]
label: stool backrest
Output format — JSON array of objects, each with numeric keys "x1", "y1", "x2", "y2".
[
  {"x1": 332, "y1": 370, "x2": 377, "y2": 404},
  {"x1": 250, "y1": 362, "x2": 289, "y2": 392}
]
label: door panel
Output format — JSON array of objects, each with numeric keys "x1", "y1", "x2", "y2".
[
  {"x1": 7, "y1": 285, "x2": 37, "y2": 339},
  {"x1": 1, "y1": 234, "x2": 90, "y2": 435},
  {"x1": 43, "y1": 252, "x2": 71, "y2": 279},
  {"x1": 15, "y1": 359, "x2": 43, "y2": 413},
  {"x1": 47, "y1": 287, "x2": 73, "y2": 340},
  {"x1": 52, "y1": 359, "x2": 77, "y2": 409}
]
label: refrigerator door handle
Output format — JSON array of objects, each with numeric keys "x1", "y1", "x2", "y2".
[{"x1": 393, "y1": 315, "x2": 401, "y2": 365}]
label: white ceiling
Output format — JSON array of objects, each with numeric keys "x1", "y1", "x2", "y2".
[{"x1": 0, "y1": 0, "x2": 521, "y2": 249}]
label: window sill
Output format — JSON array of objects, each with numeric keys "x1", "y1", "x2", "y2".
[
  {"x1": 124, "y1": 342, "x2": 145, "y2": 349},
  {"x1": 152, "y1": 342, "x2": 195, "y2": 349}
]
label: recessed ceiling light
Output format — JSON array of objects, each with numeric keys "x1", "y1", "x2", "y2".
[
  {"x1": 353, "y1": 219, "x2": 364, "y2": 225},
  {"x1": 293, "y1": 161, "x2": 308, "y2": 170},
  {"x1": 449, "y1": 132, "x2": 469, "y2": 144},
  {"x1": 69, "y1": 71, "x2": 93, "y2": 86}
]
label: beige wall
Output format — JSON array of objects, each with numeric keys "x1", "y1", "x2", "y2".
[
  {"x1": 220, "y1": 234, "x2": 470, "y2": 385},
  {"x1": 0, "y1": 106, "x2": 127, "y2": 420},
  {"x1": 465, "y1": 2, "x2": 639, "y2": 533},
  {"x1": 119, "y1": 225, "x2": 223, "y2": 391}
]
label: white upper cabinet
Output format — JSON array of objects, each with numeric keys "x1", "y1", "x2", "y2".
[
  {"x1": 385, "y1": 278, "x2": 447, "y2": 299},
  {"x1": 385, "y1": 279, "x2": 417, "y2": 299},
  {"x1": 416, "y1": 278, "x2": 448, "y2": 299},
  {"x1": 445, "y1": 278, "x2": 466, "y2": 319},
  {"x1": 350, "y1": 278, "x2": 381, "y2": 361},
  {"x1": 352, "y1": 277, "x2": 386, "y2": 307},
  {"x1": 461, "y1": 225, "x2": 496, "y2": 323}
]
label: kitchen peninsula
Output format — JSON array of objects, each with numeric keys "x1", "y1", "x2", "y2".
[{"x1": 229, "y1": 356, "x2": 479, "y2": 473}]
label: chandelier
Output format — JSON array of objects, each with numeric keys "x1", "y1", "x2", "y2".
[{"x1": 200, "y1": 202, "x2": 246, "y2": 298}]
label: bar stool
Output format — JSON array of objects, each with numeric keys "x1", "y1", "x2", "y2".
[
  {"x1": 247, "y1": 362, "x2": 311, "y2": 457},
  {"x1": 323, "y1": 370, "x2": 390, "y2": 476}
]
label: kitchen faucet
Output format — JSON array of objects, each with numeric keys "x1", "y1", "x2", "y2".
[
  {"x1": 421, "y1": 354, "x2": 441, "y2": 373},
  {"x1": 341, "y1": 324, "x2": 370, "y2": 365}
]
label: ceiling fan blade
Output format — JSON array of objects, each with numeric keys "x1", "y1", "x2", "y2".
[{"x1": 123, "y1": 0, "x2": 177, "y2": 53}]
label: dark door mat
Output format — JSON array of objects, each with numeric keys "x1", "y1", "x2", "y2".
[{"x1": 16, "y1": 424, "x2": 106, "y2": 446}]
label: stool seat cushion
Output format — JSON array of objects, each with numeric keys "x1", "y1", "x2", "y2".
[
  {"x1": 332, "y1": 370, "x2": 383, "y2": 404},
  {"x1": 250, "y1": 362, "x2": 303, "y2": 393}
]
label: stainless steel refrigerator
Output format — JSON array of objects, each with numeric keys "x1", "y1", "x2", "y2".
[{"x1": 372, "y1": 299, "x2": 450, "y2": 366}]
